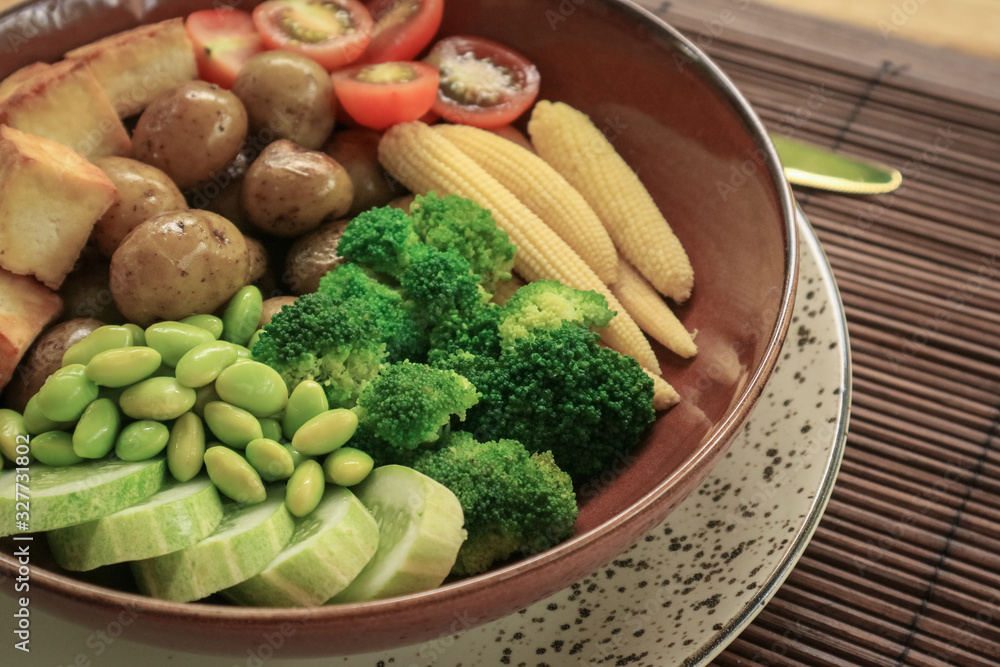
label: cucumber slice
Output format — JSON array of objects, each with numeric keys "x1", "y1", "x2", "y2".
[
  {"x1": 331, "y1": 465, "x2": 466, "y2": 603},
  {"x1": 0, "y1": 457, "x2": 166, "y2": 536},
  {"x1": 222, "y1": 487, "x2": 379, "y2": 607},
  {"x1": 131, "y1": 486, "x2": 294, "y2": 602},
  {"x1": 47, "y1": 476, "x2": 224, "y2": 571}
]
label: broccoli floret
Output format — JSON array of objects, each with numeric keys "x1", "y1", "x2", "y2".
[
  {"x1": 352, "y1": 361, "x2": 480, "y2": 466},
  {"x1": 427, "y1": 300, "x2": 502, "y2": 364},
  {"x1": 498, "y1": 280, "x2": 614, "y2": 349},
  {"x1": 413, "y1": 432, "x2": 578, "y2": 576},
  {"x1": 409, "y1": 192, "x2": 516, "y2": 294},
  {"x1": 252, "y1": 291, "x2": 385, "y2": 407},
  {"x1": 445, "y1": 325, "x2": 655, "y2": 483},
  {"x1": 317, "y1": 263, "x2": 427, "y2": 363},
  {"x1": 400, "y1": 245, "x2": 486, "y2": 325},
  {"x1": 336, "y1": 205, "x2": 420, "y2": 277}
]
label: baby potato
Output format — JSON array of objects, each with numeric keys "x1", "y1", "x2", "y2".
[
  {"x1": 283, "y1": 218, "x2": 350, "y2": 295},
  {"x1": 324, "y1": 128, "x2": 407, "y2": 216},
  {"x1": 92, "y1": 157, "x2": 187, "y2": 257},
  {"x1": 233, "y1": 51, "x2": 335, "y2": 150},
  {"x1": 241, "y1": 139, "x2": 353, "y2": 238},
  {"x1": 58, "y1": 248, "x2": 124, "y2": 323},
  {"x1": 110, "y1": 210, "x2": 250, "y2": 326},
  {"x1": 131, "y1": 81, "x2": 248, "y2": 190},
  {"x1": 259, "y1": 296, "x2": 298, "y2": 328}
]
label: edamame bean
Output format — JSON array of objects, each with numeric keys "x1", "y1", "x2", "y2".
[
  {"x1": 247, "y1": 329, "x2": 264, "y2": 352},
  {"x1": 175, "y1": 341, "x2": 239, "y2": 388},
  {"x1": 85, "y1": 346, "x2": 162, "y2": 387},
  {"x1": 180, "y1": 314, "x2": 224, "y2": 339},
  {"x1": 22, "y1": 394, "x2": 73, "y2": 435},
  {"x1": 291, "y1": 408, "x2": 357, "y2": 456},
  {"x1": 282, "y1": 380, "x2": 329, "y2": 440},
  {"x1": 61, "y1": 325, "x2": 133, "y2": 367},
  {"x1": 285, "y1": 459, "x2": 324, "y2": 517},
  {"x1": 31, "y1": 431, "x2": 84, "y2": 466},
  {"x1": 284, "y1": 443, "x2": 310, "y2": 469},
  {"x1": 259, "y1": 418, "x2": 283, "y2": 443},
  {"x1": 145, "y1": 321, "x2": 216, "y2": 366},
  {"x1": 232, "y1": 344, "x2": 252, "y2": 360},
  {"x1": 119, "y1": 377, "x2": 196, "y2": 421},
  {"x1": 167, "y1": 412, "x2": 207, "y2": 482},
  {"x1": 222, "y1": 286, "x2": 263, "y2": 346},
  {"x1": 122, "y1": 323, "x2": 146, "y2": 346},
  {"x1": 215, "y1": 361, "x2": 288, "y2": 418},
  {"x1": 115, "y1": 420, "x2": 170, "y2": 461},
  {"x1": 36, "y1": 364, "x2": 99, "y2": 422},
  {"x1": 203, "y1": 401, "x2": 263, "y2": 449},
  {"x1": 323, "y1": 447, "x2": 374, "y2": 487},
  {"x1": 246, "y1": 438, "x2": 296, "y2": 482},
  {"x1": 203, "y1": 446, "x2": 266, "y2": 504},
  {"x1": 192, "y1": 383, "x2": 221, "y2": 418},
  {"x1": 72, "y1": 398, "x2": 121, "y2": 459},
  {"x1": 0, "y1": 409, "x2": 29, "y2": 463}
]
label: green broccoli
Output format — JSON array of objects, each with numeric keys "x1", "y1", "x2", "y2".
[
  {"x1": 351, "y1": 361, "x2": 480, "y2": 466},
  {"x1": 438, "y1": 324, "x2": 655, "y2": 483},
  {"x1": 412, "y1": 432, "x2": 578, "y2": 576},
  {"x1": 251, "y1": 291, "x2": 385, "y2": 408},
  {"x1": 498, "y1": 280, "x2": 614, "y2": 348},
  {"x1": 336, "y1": 205, "x2": 420, "y2": 277},
  {"x1": 400, "y1": 244, "x2": 486, "y2": 326},
  {"x1": 409, "y1": 192, "x2": 516, "y2": 294},
  {"x1": 317, "y1": 263, "x2": 427, "y2": 363}
]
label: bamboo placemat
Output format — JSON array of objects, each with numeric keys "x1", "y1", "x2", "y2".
[{"x1": 639, "y1": 1, "x2": 1000, "y2": 665}]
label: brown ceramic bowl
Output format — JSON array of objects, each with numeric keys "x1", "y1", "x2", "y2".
[{"x1": 0, "y1": 0, "x2": 797, "y2": 657}]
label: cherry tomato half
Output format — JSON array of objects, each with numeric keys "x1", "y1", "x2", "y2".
[
  {"x1": 331, "y1": 61, "x2": 439, "y2": 130},
  {"x1": 185, "y1": 9, "x2": 264, "y2": 89},
  {"x1": 355, "y1": 0, "x2": 444, "y2": 64},
  {"x1": 252, "y1": 0, "x2": 374, "y2": 72},
  {"x1": 424, "y1": 35, "x2": 540, "y2": 129}
]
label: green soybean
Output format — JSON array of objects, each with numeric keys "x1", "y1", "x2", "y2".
[
  {"x1": 31, "y1": 431, "x2": 84, "y2": 466},
  {"x1": 72, "y1": 398, "x2": 121, "y2": 459},
  {"x1": 192, "y1": 383, "x2": 221, "y2": 418},
  {"x1": 282, "y1": 380, "x2": 329, "y2": 440},
  {"x1": 175, "y1": 341, "x2": 239, "y2": 388},
  {"x1": 61, "y1": 325, "x2": 133, "y2": 367},
  {"x1": 145, "y1": 321, "x2": 216, "y2": 366},
  {"x1": 203, "y1": 446, "x2": 266, "y2": 504},
  {"x1": 291, "y1": 408, "x2": 358, "y2": 456},
  {"x1": 222, "y1": 286, "x2": 263, "y2": 346},
  {"x1": 246, "y1": 438, "x2": 296, "y2": 482},
  {"x1": 36, "y1": 364, "x2": 100, "y2": 422},
  {"x1": 122, "y1": 323, "x2": 146, "y2": 347},
  {"x1": 232, "y1": 344, "x2": 252, "y2": 360},
  {"x1": 115, "y1": 420, "x2": 170, "y2": 461},
  {"x1": 180, "y1": 314, "x2": 224, "y2": 340},
  {"x1": 203, "y1": 401, "x2": 263, "y2": 449},
  {"x1": 0, "y1": 409, "x2": 29, "y2": 463},
  {"x1": 284, "y1": 443, "x2": 310, "y2": 469},
  {"x1": 23, "y1": 394, "x2": 73, "y2": 435},
  {"x1": 167, "y1": 412, "x2": 207, "y2": 482},
  {"x1": 285, "y1": 459, "x2": 324, "y2": 517},
  {"x1": 323, "y1": 447, "x2": 374, "y2": 487},
  {"x1": 119, "y1": 377, "x2": 196, "y2": 421},
  {"x1": 259, "y1": 418, "x2": 283, "y2": 443},
  {"x1": 85, "y1": 346, "x2": 162, "y2": 387},
  {"x1": 247, "y1": 329, "x2": 264, "y2": 352},
  {"x1": 215, "y1": 361, "x2": 288, "y2": 418}
]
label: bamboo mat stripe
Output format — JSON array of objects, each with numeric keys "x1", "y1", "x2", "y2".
[{"x1": 638, "y1": 3, "x2": 1000, "y2": 665}]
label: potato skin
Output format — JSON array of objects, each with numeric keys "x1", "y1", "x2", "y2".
[
  {"x1": 92, "y1": 156, "x2": 187, "y2": 257},
  {"x1": 131, "y1": 81, "x2": 248, "y2": 190},
  {"x1": 283, "y1": 218, "x2": 350, "y2": 295},
  {"x1": 110, "y1": 210, "x2": 250, "y2": 326},
  {"x1": 242, "y1": 139, "x2": 353, "y2": 237},
  {"x1": 233, "y1": 51, "x2": 335, "y2": 150},
  {"x1": 324, "y1": 128, "x2": 405, "y2": 216},
  {"x1": 259, "y1": 296, "x2": 298, "y2": 328}
]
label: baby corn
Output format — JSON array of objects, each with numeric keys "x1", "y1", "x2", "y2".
[
  {"x1": 433, "y1": 123, "x2": 619, "y2": 285},
  {"x1": 378, "y1": 121, "x2": 661, "y2": 375},
  {"x1": 528, "y1": 100, "x2": 695, "y2": 302},
  {"x1": 645, "y1": 370, "x2": 680, "y2": 410},
  {"x1": 611, "y1": 256, "x2": 697, "y2": 358}
]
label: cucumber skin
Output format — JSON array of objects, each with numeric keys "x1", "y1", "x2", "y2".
[
  {"x1": 223, "y1": 487, "x2": 380, "y2": 607},
  {"x1": 332, "y1": 465, "x2": 467, "y2": 603},
  {"x1": 46, "y1": 477, "x2": 224, "y2": 571},
  {"x1": 131, "y1": 487, "x2": 295, "y2": 602},
  {"x1": 0, "y1": 458, "x2": 166, "y2": 536}
]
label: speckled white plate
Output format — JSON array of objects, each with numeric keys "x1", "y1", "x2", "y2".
[{"x1": 0, "y1": 208, "x2": 848, "y2": 666}]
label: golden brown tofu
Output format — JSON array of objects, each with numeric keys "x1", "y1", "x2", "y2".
[
  {"x1": 0, "y1": 269, "x2": 63, "y2": 392},
  {"x1": 0, "y1": 61, "x2": 53, "y2": 104}
]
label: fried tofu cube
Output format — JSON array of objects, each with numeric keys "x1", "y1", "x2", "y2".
[
  {"x1": 0, "y1": 269, "x2": 62, "y2": 392},
  {"x1": 0, "y1": 62, "x2": 53, "y2": 104},
  {"x1": 65, "y1": 17, "x2": 197, "y2": 118},
  {"x1": 0, "y1": 126, "x2": 117, "y2": 290},
  {"x1": 0, "y1": 59, "x2": 131, "y2": 160}
]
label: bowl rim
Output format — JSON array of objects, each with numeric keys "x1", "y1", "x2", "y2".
[{"x1": 0, "y1": 0, "x2": 799, "y2": 635}]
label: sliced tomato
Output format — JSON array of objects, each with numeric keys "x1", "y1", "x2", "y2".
[
  {"x1": 185, "y1": 9, "x2": 264, "y2": 88},
  {"x1": 252, "y1": 0, "x2": 374, "y2": 71},
  {"x1": 424, "y1": 35, "x2": 540, "y2": 129},
  {"x1": 331, "y1": 61, "x2": 439, "y2": 130},
  {"x1": 355, "y1": 0, "x2": 444, "y2": 64}
]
